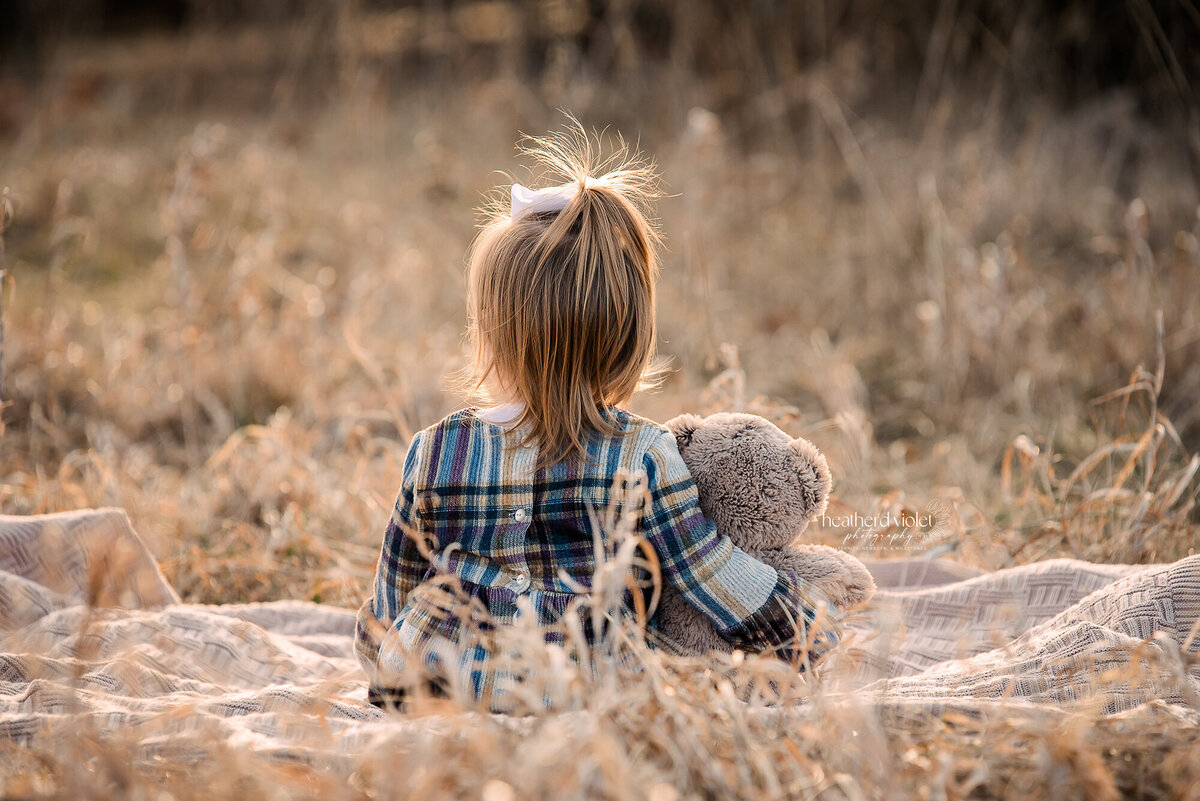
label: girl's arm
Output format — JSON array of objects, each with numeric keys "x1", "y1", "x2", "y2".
[
  {"x1": 641, "y1": 430, "x2": 840, "y2": 665},
  {"x1": 354, "y1": 430, "x2": 428, "y2": 676}
]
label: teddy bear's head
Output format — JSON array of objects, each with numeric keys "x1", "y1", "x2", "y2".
[{"x1": 665, "y1": 412, "x2": 831, "y2": 551}]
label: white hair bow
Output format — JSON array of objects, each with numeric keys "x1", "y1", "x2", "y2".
[{"x1": 510, "y1": 177, "x2": 598, "y2": 220}]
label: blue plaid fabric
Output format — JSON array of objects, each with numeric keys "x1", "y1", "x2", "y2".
[{"x1": 355, "y1": 407, "x2": 839, "y2": 707}]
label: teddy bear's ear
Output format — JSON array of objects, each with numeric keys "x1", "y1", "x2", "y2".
[
  {"x1": 790, "y1": 435, "x2": 833, "y2": 519},
  {"x1": 664, "y1": 413, "x2": 703, "y2": 452}
]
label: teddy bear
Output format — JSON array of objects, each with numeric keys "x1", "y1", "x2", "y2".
[{"x1": 652, "y1": 412, "x2": 875, "y2": 657}]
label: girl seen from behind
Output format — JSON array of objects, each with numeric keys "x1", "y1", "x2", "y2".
[{"x1": 354, "y1": 123, "x2": 839, "y2": 712}]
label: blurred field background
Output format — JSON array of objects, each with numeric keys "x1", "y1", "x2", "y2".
[{"x1": 1, "y1": 1, "x2": 1200, "y2": 798}]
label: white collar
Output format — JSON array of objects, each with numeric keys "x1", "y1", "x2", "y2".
[{"x1": 476, "y1": 401, "x2": 525, "y2": 427}]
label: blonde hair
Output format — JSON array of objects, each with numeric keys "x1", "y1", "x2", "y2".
[{"x1": 466, "y1": 125, "x2": 663, "y2": 465}]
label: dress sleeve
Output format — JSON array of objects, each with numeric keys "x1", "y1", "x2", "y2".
[
  {"x1": 641, "y1": 429, "x2": 840, "y2": 665},
  {"x1": 354, "y1": 430, "x2": 428, "y2": 677}
]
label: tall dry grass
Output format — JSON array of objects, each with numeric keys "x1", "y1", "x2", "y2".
[
  {"x1": 1, "y1": 5, "x2": 1199, "y2": 799},
  {"x1": 2, "y1": 81, "x2": 1195, "y2": 602}
]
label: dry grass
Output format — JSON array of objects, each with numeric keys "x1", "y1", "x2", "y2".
[{"x1": 2, "y1": 8, "x2": 1200, "y2": 799}]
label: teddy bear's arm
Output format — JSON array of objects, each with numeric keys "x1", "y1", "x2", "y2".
[{"x1": 641, "y1": 430, "x2": 841, "y2": 664}]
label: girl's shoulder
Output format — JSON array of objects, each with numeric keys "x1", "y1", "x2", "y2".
[
  {"x1": 406, "y1": 405, "x2": 542, "y2": 457},
  {"x1": 605, "y1": 407, "x2": 682, "y2": 463},
  {"x1": 408, "y1": 407, "x2": 490, "y2": 447},
  {"x1": 608, "y1": 407, "x2": 671, "y2": 438},
  {"x1": 404, "y1": 406, "x2": 679, "y2": 468},
  {"x1": 415, "y1": 405, "x2": 672, "y2": 437},
  {"x1": 398, "y1": 408, "x2": 506, "y2": 489}
]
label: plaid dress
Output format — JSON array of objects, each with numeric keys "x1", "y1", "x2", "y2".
[{"x1": 354, "y1": 406, "x2": 839, "y2": 708}]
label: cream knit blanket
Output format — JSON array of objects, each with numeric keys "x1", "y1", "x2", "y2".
[{"x1": 1, "y1": 509, "x2": 1197, "y2": 761}]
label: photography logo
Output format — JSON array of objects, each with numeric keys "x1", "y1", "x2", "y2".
[{"x1": 821, "y1": 498, "x2": 952, "y2": 552}]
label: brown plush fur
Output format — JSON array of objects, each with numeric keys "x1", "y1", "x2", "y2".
[{"x1": 655, "y1": 413, "x2": 876, "y2": 657}]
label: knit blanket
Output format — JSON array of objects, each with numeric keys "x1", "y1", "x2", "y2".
[
  {"x1": 837, "y1": 557, "x2": 1200, "y2": 714},
  {"x1": 1, "y1": 509, "x2": 1197, "y2": 762}
]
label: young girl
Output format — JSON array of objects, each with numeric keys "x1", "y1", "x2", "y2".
[{"x1": 354, "y1": 130, "x2": 838, "y2": 710}]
